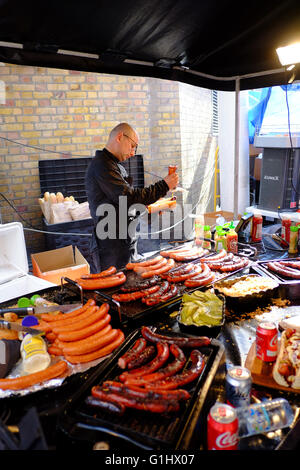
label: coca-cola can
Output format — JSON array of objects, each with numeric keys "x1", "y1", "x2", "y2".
[
  {"x1": 207, "y1": 403, "x2": 239, "y2": 450},
  {"x1": 225, "y1": 366, "x2": 252, "y2": 407},
  {"x1": 256, "y1": 321, "x2": 278, "y2": 362}
]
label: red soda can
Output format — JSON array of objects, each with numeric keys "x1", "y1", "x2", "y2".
[
  {"x1": 168, "y1": 165, "x2": 177, "y2": 175},
  {"x1": 256, "y1": 321, "x2": 278, "y2": 362},
  {"x1": 207, "y1": 403, "x2": 239, "y2": 450}
]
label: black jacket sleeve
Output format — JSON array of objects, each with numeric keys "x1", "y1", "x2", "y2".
[{"x1": 92, "y1": 151, "x2": 169, "y2": 208}]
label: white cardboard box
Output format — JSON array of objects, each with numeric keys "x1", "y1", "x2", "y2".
[{"x1": 0, "y1": 222, "x2": 55, "y2": 303}]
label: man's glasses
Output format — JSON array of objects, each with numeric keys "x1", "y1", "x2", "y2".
[{"x1": 123, "y1": 134, "x2": 138, "y2": 155}]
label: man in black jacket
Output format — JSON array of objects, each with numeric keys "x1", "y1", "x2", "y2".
[{"x1": 85, "y1": 122, "x2": 179, "y2": 272}]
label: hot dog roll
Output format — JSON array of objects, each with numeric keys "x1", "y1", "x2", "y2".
[{"x1": 273, "y1": 328, "x2": 300, "y2": 389}]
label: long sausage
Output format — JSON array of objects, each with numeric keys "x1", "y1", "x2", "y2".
[
  {"x1": 141, "y1": 326, "x2": 211, "y2": 348},
  {"x1": 101, "y1": 380, "x2": 190, "y2": 401},
  {"x1": 119, "y1": 342, "x2": 170, "y2": 381},
  {"x1": 165, "y1": 262, "x2": 194, "y2": 276},
  {"x1": 47, "y1": 304, "x2": 104, "y2": 330},
  {"x1": 85, "y1": 395, "x2": 126, "y2": 415},
  {"x1": 142, "y1": 284, "x2": 178, "y2": 306},
  {"x1": 40, "y1": 298, "x2": 96, "y2": 323},
  {"x1": 124, "y1": 344, "x2": 186, "y2": 385},
  {"x1": 120, "y1": 276, "x2": 160, "y2": 292},
  {"x1": 141, "y1": 281, "x2": 170, "y2": 304},
  {"x1": 91, "y1": 387, "x2": 180, "y2": 413},
  {"x1": 126, "y1": 255, "x2": 163, "y2": 270},
  {"x1": 280, "y1": 260, "x2": 300, "y2": 269},
  {"x1": 57, "y1": 322, "x2": 112, "y2": 343},
  {"x1": 267, "y1": 261, "x2": 300, "y2": 279},
  {"x1": 170, "y1": 249, "x2": 208, "y2": 261},
  {"x1": 140, "y1": 258, "x2": 175, "y2": 279},
  {"x1": 124, "y1": 345, "x2": 156, "y2": 370},
  {"x1": 80, "y1": 266, "x2": 117, "y2": 279},
  {"x1": 118, "y1": 338, "x2": 147, "y2": 369},
  {"x1": 0, "y1": 360, "x2": 68, "y2": 390},
  {"x1": 219, "y1": 257, "x2": 249, "y2": 272},
  {"x1": 64, "y1": 330, "x2": 125, "y2": 364},
  {"x1": 111, "y1": 284, "x2": 160, "y2": 302},
  {"x1": 160, "y1": 246, "x2": 195, "y2": 257},
  {"x1": 51, "y1": 305, "x2": 109, "y2": 334},
  {"x1": 166, "y1": 263, "x2": 203, "y2": 282},
  {"x1": 75, "y1": 272, "x2": 126, "y2": 290},
  {"x1": 201, "y1": 249, "x2": 227, "y2": 262},
  {"x1": 133, "y1": 257, "x2": 168, "y2": 274},
  {"x1": 144, "y1": 349, "x2": 205, "y2": 390},
  {"x1": 60, "y1": 325, "x2": 118, "y2": 355},
  {"x1": 184, "y1": 271, "x2": 215, "y2": 287}
]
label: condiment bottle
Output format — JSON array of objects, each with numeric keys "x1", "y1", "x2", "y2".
[
  {"x1": 214, "y1": 229, "x2": 227, "y2": 252},
  {"x1": 226, "y1": 224, "x2": 238, "y2": 254},
  {"x1": 194, "y1": 222, "x2": 202, "y2": 246},
  {"x1": 281, "y1": 215, "x2": 292, "y2": 244},
  {"x1": 289, "y1": 225, "x2": 299, "y2": 254},
  {"x1": 251, "y1": 213, "x2": 263, "y2": 242},
  {"x1": 20, "y1": 334, "x2": 51, "y2": 374},
  {"x1": 203, "y1": 225, "x2": 211, "y2": 249}
]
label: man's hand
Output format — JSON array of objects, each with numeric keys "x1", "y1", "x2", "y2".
[{"x1": 164, "y1": 172, "x2": 179, "y2": 190}]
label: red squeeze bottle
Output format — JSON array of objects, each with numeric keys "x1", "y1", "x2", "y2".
[{"x1": 251, "y1": 214, "x2": 262, "y2": 242}]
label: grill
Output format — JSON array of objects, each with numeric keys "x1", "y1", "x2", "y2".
[
  {"x1": 79, "y1": 249, "x2": 253, "y2": 326},
  {"x1": 57, "y1": 328, "x2": 226, "y2": 450},
  {"x1": 254, "y1": 261, "x2": 300, "y2": 301}
]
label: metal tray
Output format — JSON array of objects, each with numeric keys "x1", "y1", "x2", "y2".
[
  {"x1": 254, "y1": 260, "x2": 300, "y2": 301},
  {"x1": 213, "y1": 273, "x2": 280, "y2": 311},
  {"x1": 57, "y1": 327, "x2": 226, "y2": 450}
]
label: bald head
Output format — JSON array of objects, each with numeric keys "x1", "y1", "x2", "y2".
[{"x1": 105, "y1": 122, "x2": 139, "y2": 162}]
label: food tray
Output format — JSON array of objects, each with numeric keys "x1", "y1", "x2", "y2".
[
  {"x1": 213, "y1": 273, "x2": 280, "y2": 311},
  {"x1": 254, "y1": 259, "x2": 300, "y2": 301},
  {"x1": 245, "y1": 341, "x2": 300, "y2": 394},
  {"x1": 57, "y1": 327, "x2": 226, "y2": 450},
  {"x1": 176, "y1": 292, "x2": 226, "y2": 337},
  {"x1": 81, "y1": 248, "x2": 253, "y2": 325}
]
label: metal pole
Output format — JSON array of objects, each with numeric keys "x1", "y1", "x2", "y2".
[{"x1": 233, "y1": 77, "x2": 240, "y2": 219}]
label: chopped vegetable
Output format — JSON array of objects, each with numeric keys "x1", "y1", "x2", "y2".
[{"x1": 179, "y1": 290, "x2": 223, "y2": 327}]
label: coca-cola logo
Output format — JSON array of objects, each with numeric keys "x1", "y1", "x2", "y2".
[
  {"x1": 270, "y1": 335, "x2": 278, "y2": 348},
  {"x1": 216, "y1": 431, "x2": 238, "y2": 449}
]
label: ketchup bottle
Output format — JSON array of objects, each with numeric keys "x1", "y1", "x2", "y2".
[
  {"x1": 251, "y1": 214, "x2": 263, "y2": 242},
  {"x1": 281, "y1": 216, "x2": 292, "y2": 244}
]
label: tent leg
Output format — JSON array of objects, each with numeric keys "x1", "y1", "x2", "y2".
[{"x1": 233, "y1": 77, "x2": 240, "y2": 219}]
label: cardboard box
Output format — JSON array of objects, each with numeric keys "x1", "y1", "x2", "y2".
[
  {"x1": 196, "y1": 211, "x2": 237, "y2": 228},
  {"x1": 31, "y1": 245, "x2": 90, "y2": 285}
]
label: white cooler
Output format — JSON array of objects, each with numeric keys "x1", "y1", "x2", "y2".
[{"x1": 0, "y1": 222, "x2": 55, "y2": 303}]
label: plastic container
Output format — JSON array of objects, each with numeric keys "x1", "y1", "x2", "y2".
[
  {"x1": 236, "y1": 398, "x2": 294, "y2": 438},
  {"x1": 226, "y1": 223, "x2": 238, "y2": 254},
  {"x1": 20, "y1": 334, "x2": 51, "y2": 374},
  {"x1": 214, "y1": 229, "x2": 227, "y2": 252},
  {"x1": 251, "y1": 214, "x2": 263, "y2": 242},
  {"x1": 281, "y1": 216, "x2": 292, "y2": 244},
  {"x1": 289, "y1": 226, "x2": 299, "y2": 254},
  {"x1": 203, "y1": 225, "x2": 211, "y2": 249}
]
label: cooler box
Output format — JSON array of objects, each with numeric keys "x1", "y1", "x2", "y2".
[
  {"x1": 0, "y1": 222, "x2": 55, "y2": 303},
  {"x1": 31, "y1": 245, "x2": 90, "y2": 285}
]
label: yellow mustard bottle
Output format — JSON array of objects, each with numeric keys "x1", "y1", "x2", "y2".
[{"x1": 20, "y1": 334, "x2": 51, "y2": 374}]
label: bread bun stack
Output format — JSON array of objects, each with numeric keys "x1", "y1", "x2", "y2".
[{"x1": 38, "y1": 192, "x2": 90, "y2": 224}]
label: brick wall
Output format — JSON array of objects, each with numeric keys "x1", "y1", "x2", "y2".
[{"x1": 0, "y1": 62, "x2": 216, "y2": 254}]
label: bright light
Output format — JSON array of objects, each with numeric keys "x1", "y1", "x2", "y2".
[{"x1": 276, "y1": 42, "x2": 300, "y2": 66}]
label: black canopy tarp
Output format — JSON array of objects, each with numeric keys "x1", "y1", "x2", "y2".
[{"x1": 0, "y1": 0, "x2": 300, "y2": 91}]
